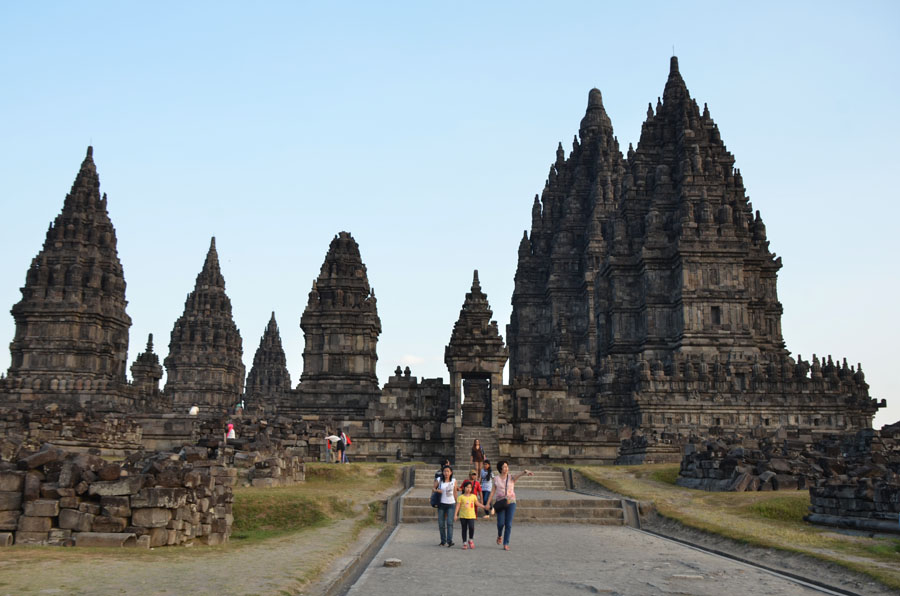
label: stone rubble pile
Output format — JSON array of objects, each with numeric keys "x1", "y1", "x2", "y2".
[
  {"x1": 0, "y1": 442, "x2": 233, "y2": 547},
  {"x1": 676, "y1": 428, "x2": 816, "y2": 491},
  {"x1": 806, "y1": 424, "x2": 900, "y2": 533},
  {"x1": 193, "y1": 415, "x2": 307, "y2": 487}
]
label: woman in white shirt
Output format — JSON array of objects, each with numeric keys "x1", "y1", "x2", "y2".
[{"x1": 432, "y1": 465, "x2": 458, "y2": 547}]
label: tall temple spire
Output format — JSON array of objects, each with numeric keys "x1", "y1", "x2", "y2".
[
  {"x1": 7, "y1": 146, "x2": 132, "y2": 390},
  {"x1": 164, "y1": 239, "x2": 244, "y2": 412},
  {"x1": 245, "y1": 311, "x2": 292, "y2": 407},
  {"x1": 509, "y1": 79, "x2": 626, "y2": 380},
  {"x1": 300, "y1": 231, "x2": 381, "y2": 389}
]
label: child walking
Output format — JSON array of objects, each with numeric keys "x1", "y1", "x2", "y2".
[{"x1": 454, "y1": 480, "x2": 488, "y2": 550}]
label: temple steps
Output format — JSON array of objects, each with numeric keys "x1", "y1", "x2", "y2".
[
  {"x1": 453, "y1": 426, "x2": 499, "y2": 470},
  {"x1": 404, "y1": 466, "x2": 623, "y2": 525}
]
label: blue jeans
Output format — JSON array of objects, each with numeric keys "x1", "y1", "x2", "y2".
[
  {"x1": 437, "y1": 503, "x2": 454, "y2": 544},
  {"x1": 482, "y1": 490, "x2": 491, "y2": 511},
  {"x1": 496, "y1": 502, "x2": 516, "y2": 546}
]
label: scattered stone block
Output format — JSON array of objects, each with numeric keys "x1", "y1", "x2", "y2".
[{"x1": 383, "y1": 558, "x2": 402, "y2": 567}]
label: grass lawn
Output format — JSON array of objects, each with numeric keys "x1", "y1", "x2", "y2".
[
  {"x1": 578, "y1": 464, "x2": 900, "y2": 590},
  {"x1": 231, "y1": 462, "x2": 399, "y2": 543}
]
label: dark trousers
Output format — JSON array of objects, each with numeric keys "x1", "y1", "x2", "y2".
[
  {"x1": 496, "y1": 502, "x2": 516, "y2": 545},
  {"x1": 460, "y1": 518, "x2": 475, "y2": 542}
]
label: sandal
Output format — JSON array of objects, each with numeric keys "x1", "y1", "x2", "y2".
[
  {"x1": 462, "y1": 543, "x2": 468, "y2": 549},
  {"x1": 504, "y1": 545, "x2": 510, "y2": 551},
  {"x1": 496, "y1": 536, "x2": 502, "y2": 545}
]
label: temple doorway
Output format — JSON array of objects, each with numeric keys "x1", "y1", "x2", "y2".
[{"x1": 461, "y1": 374, "x2": 492, "y2": 427}]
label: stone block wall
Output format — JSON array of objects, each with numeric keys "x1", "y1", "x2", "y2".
[
  {"x1": 0, "y1": 404, "x2": 143, "y2": 458},
  {"x1": 0, "y1": 443, "x2": 233, "y2": 547}
]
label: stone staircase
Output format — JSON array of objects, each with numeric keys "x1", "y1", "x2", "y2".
[
  {"x1": 453, "y1": 426, "x2": 499, "y2": 469},
  {"x1": 401, "y1": 466, "x2": 624, "y2": 525}
]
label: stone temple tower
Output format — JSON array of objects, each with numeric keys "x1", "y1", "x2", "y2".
[
  {"x1": 244, "y1": 312, "x2": 292, "y2": 408},
  {"x1": 164, "y1": 237, "x2": 245, "y2": 412},
  {"x1": 300, "y1": 232, "x2": 381, "y2": 392},
  {"x1": 7, "y1": 146, "x2": 132, "y2": 389}
]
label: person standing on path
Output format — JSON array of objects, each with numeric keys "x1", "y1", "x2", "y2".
[
  {"x1": 432, "y1": 464, "x2": 458, "y2": 547},
  {"x1": 470, "y1": 439, "x2": 485, "y2": 477},
  {"x1": 488, "y1": 460, "x2": 532, "y2": 550},
  {"x1": 341, "y1": 429, "x2": 352, "y2": 463},
  {"x1": 454, "y1": 479, "x2": 488, "y2": 549},
  {"x1": 334, "y1": 428, "x2": 345, "y2": 464},
  {"x1": 480, "y1": 460, "x2": 494, "y2": 519}
]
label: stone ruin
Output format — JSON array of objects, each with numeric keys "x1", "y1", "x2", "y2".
[
  {"x1": 0, "y1": 57, "x2": 887, "y2": 501},
  {"x1": 672, "y1": 424, "x2": 900, "y2": 534},
  {"x1": 806, "y1": 423, "x2": 900, "y2": 533},
  {"x1": 676, "y1": 428, "x2": 820, "y2": 492},
  {"x1": 0, "y1": 441, "x2": 234, "y2": 547}
]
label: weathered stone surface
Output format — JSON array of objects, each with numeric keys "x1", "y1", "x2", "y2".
[
  {"x1": 15, "y1": 531, "x2": 48, "y2": 545},
  {"x1": 59, "y1": 509, "x2": 94, "y2": 532},
  {"x1": 148, "y1": 527, "x2": 168, "y2": 547},
  {"x1": 88, "y1": 475, "x2": 143, "y2": 497},
  {"x1": 0, "y1": 531, "x2": 12, "y2": 546},
  {"x1": 0, "y1": 471, "x2": 24, "y2": 492},
  {"x1": 0, "y1": 492, "x2": 22, "y2": 511},
  {"x1": 98, "y1": 464, "x2": 122, "y2": 481},
  {"x1": 23, "y1": 499, "x2": 59, "y2": 517},
  {"x1": 101, "y1": 496, "x2": 131, "y2": 518},
  {"x1": 0, "y1": 510, "x2": 21, "y2": 531},
  {"x1": 92, "y1": 515, "x2": 128, "y2": 532},
  {"x1": 131, "y1": 507, "x2": 171, "y2": 528},
  {"x1": 17, "y1": 515, "x2": 52, "y2": 532},
  {"x1": 23, "y1": 471, "x2": 42, "y2": 501},
  {"x1": 131, "y1": 488, "x2": 187, "y2": 509},
  {"x1": 18, "y1": 447, "x2": 65, "y2": 470},
  {"x1": 74, "y1": 532, "x2": 137, "y2": 547}
]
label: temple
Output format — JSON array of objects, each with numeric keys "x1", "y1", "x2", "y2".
[
  {"x1": 0, "y1": 58, "x2": 885, "y2": 465},
  {"x1": 163, "y1": 237, "x2": 245, "y2": 412}
]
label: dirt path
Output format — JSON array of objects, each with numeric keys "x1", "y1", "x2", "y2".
[
  {"x1": 0, "y1": 517, "x2": 377, "y2": 596},
  {"x1": 0, "y1": 480, "x2": 403, "y2": 596}
]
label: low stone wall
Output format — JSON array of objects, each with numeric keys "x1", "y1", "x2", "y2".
[
  {"x1": 0, "y1": 443, "x2": 233, "y2": 547},
  {"x1": 0, "y1": 404, "x2": 143, "y2": 459},
  {"x1": 806, "y1": 425, "x2": 900, "y2": 533}
]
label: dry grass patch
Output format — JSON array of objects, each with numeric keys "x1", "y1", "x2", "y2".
[{"x1": 578, "y1": 464, "x2": 900, "y2": 590}]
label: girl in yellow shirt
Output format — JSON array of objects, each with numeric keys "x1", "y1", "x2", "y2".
[{"x1": 454, "y1": 480, "x2": 489, "y2": 549}]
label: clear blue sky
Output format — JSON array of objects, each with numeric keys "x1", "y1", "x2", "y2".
[{"x1": 1, "y1": 2, "x2": 897, "y2": 427}]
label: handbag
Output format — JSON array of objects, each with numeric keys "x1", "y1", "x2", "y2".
[{"x1": 430, "y1": 477, "x2": 443, "y2": 508}]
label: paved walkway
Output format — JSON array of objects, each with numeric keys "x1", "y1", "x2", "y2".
[{"x1": 347, "y1": 523, "x2": 824, "y2": 596}]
